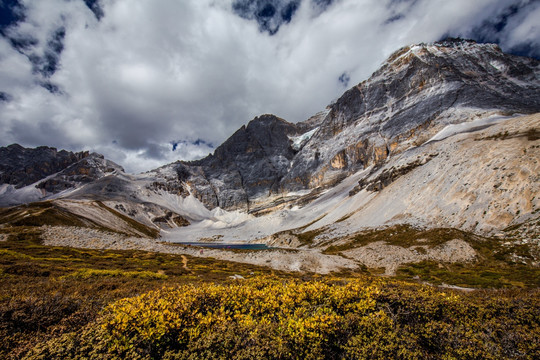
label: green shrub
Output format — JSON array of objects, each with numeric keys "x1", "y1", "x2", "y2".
[{"x1": 62, "y1": 268, "x2": 168, "y2": 280}]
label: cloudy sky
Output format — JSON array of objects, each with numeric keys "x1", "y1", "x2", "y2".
[{"x1": 0, "y1": 0, "x2": 538, "y2": 173}]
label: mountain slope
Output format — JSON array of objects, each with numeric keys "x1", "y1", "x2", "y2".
[
  {"x1": 173, "y1": 114, "x2": 300, "y2": 211},
  {"x1": 0, "y1": 39, "x2": 538, "y2": 252},
  {"x1": 280, "y1": 39, "x2": 539, "y2": 193},
  {"x1": 0, "y1": 146, "x2": 124, "y2": 206},
  {"x1": 149, "y1": 39, "x2": 539, "y2": 214},
  {"x1": 0, "y1": 144, "x2": 91, "y2": 189},
  {"x1": 312, "y1": 113, "x2": 540, "y2": 237}
]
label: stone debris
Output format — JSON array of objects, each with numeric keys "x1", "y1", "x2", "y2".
[
  {"x1": 40, "y1": 226, "x2": 358, "y2": 274},
  {"x1": 342, "y1": 239, "x2": 476, "y2": 275}
]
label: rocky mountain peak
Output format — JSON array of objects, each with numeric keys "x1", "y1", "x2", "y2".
[
  {"x1": 334, "y1": 38, "x2": 538, "y2": 137},
  {"x1": 280, "y1": 40, "x2": 540, "y2": 193},
  {"x1": 146, "y1": 41, "x2": 540, "y2": 212},
  {"x1": 196, "y1": 113, "x2": 297, "y2": 164},
  {"x1": 433, "y1": 37, "x2": 483, "y2": 47},
  {"x1": 372, "y1": 39, "x2": 537, "y2": 87},
  {"x1": 170, "y1": 114, "x2": 300, "y2": 210},
  {"x1": 0, "y1": 144, "x2": 91, "y2": 188},
  {"x1": 248, "y1": 113, "x2": 290, "y2": 126},
  {"x1": 0, "y1": 144, "x2": 124, "y2": 206}
]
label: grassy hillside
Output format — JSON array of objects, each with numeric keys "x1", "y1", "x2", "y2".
[
  {"x1": 0, "y1": 201, "x2": 160, "y2": 238},
  {"x1": 323, "y1": 224, "x2": 540, "y2": 288},
  {"x1": 1, "y1": 226, "x2": 539, "y2": 359},
  {"x1": 0, "y1": 227, "x2": 290, "y2": 359}
]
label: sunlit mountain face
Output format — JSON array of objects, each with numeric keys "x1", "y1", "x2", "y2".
[{"x1": 0, "y1": 0, "x2": 538, "y2": 175}]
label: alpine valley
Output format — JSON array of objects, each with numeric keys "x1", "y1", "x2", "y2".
[{"x1": 1, "y1": 39, "x2": 539, "y2": 277}]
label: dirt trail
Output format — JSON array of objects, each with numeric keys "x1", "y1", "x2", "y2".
[{"x1": 181, "y1": 255, "x2": 189, "y2": 271}]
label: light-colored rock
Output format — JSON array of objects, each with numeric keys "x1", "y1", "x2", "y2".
[
  {"x1": 40, "y1": 226, "x2": 358, "y2": 274},
  {"x1": 342, "y1": 239, "x2": 476, "y2": 275}
]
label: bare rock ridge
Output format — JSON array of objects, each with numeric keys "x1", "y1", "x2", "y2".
[
  {"x1": 36, "y1": 155, "x2": 124, "y2": 194},
  {"x1": 0, "y1": 144, "x2": 91, "y2": 188},
  {"x1": 158, "y1": 39, "x2": 539, "y2": 211},
  {"x1": 0, "y1": 39, "x2": 538, "y2": 240},
  {"x1": 0, "y1": 144, "x2": 124, "y2": 206},
  {"x1": 174, "y1": 114, "x2": 299, "y2": 210}
]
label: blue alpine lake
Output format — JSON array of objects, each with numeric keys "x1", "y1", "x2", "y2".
[{"x1": 173, "y1": 242, "x2": 271, "y2": 250}]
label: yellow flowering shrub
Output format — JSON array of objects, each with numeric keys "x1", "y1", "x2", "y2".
[
  {"x1": 23, "y1": 277, "x2": 540, "y2": 360},
  {"x1": 100, "y1": 277, "x2": 379, "y2": 358},
  {"x1": 62, "y1": 268, "x2": 168, "y2": 280}
]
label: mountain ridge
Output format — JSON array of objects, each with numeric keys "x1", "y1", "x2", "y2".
[
  {"x1": 160, "y1": 39, "x2": 539, "y2": 212},
  {"x1": 0, "y1": 39, "x2": 539, "y2": 248}
]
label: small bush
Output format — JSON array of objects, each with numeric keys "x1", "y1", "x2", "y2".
[{"x1": 62, "y1": 268, "x2": 168, "y2": 280}]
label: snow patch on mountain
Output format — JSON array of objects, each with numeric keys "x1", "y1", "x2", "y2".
[
  {"x1": 425, "y1": 114, "x2": 518, "y2": 144},
  {"x1": 289, "y1": 127, "x2": 319, "y2": 150},
  {"x1": 0, "y1": 183, "x2": 44, "y2": 206}
]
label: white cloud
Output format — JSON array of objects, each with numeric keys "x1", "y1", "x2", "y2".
[
  {"x1": 0, "y1": 0, "x2": 537, "y2": 173},
  {"x1": 501, "y1": 1, "x2": 540, "y2": 55}
]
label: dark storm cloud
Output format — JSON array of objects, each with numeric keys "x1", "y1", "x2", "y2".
[
  {"x1": 82, "y1": 0, "x2": 104, "y2": 21},
  {"x1": 0, "y1": 0, "x2": 539, "y2": 173},
  {"x1": 0, "y1": 0, "x2": 25, "y2": 33},
  {"x1": 457, "y1": 0, "x2": 540, "y2": 58},
  {"x1": 142, "y1": 142, "x2": 170, "y2": 160},
  {"x1": 7, "y1": 117, "x2": 76, "y2": 149}
]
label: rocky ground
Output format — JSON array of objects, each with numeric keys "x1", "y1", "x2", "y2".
[
  {"x1": 40, "y1": 226, "x2": 358, "y2": 274},
  {"x1": 41, "y1": 225, "x2": 481, "y2": 275},
  {"x1": 341, "y1": 239, "x2": 476, "y2": 275}
]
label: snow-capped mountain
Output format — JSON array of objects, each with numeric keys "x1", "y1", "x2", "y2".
[
  {"x1": 1, "y1": 39, "x2": 539, "y2": 245},
  {"x1": 151, "y1": 39, "x2": 539, "y2": 214}
]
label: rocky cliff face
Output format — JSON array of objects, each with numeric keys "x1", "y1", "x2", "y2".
[
  {"x1": 152, "y1": 114, "x2": 302, "y2": 211},
  {"x1": 153, "y1": 39, "x2": 540, "y2": 211},
  {"x1": 0, "y1": 144, "x2": 124, "y2": 206},
  {"x1": 0, "y1": 144, "x2": 90, "y2": 188},
  {"x1": 35, "y1": 154, "x2": 124, "y2": 193},
  {"x1": 280, "y1": 39, "x2": 540, "y2": 192}
]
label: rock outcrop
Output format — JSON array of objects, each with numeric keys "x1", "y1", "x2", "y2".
[
  {"x1": 0, "y1": 144, "x2": 90, "y2": 188},
  {"x1": 280, "y1": 39, "x2": 539, "y2": 193},
  {"x1": 154, "y1": 39, "x2": 540, "y2": 211},
  {"x1": 0, "y1": 144, "x2": 124, "y2": 206},
  {"x1": 36, "y1": 154, "x2": 124, "y2": 193},
  {"x1": 155, "y1": 114, "x2": 301, "y2": 211}
]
